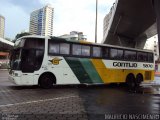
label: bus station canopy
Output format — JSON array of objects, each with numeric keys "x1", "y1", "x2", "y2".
[{"x1": 0, "y1": 37, "x2": 14, "y2": 51}]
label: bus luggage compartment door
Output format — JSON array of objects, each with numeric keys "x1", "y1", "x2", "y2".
[{"x1": 21, "y1": 73, "x2": 34, "y2": 85}]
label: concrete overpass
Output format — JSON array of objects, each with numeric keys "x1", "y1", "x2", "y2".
[
  {"x1": 102, "y1": 0, "x2": 160, "y2": 49},
  {"x1": 0, "y1": 37, "x2": 14, "y2": 51}
]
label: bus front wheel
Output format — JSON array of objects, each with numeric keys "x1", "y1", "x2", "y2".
[
  {"x1": 39, "y1": 73, "x2": 55, "y2": 89},
  {"x1": 126, "y1": 74, "x2": 136, "y2": 89}
]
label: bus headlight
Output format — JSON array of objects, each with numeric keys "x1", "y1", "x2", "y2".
[{"x1": 15, "y1": 73, "x2": 18, "y2": 76}]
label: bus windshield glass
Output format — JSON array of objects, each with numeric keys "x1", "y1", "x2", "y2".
[
  {"x1": 10, "y1": 49, "x2": 21, "y2": 70},
  {"x1": 14, "y1": 38, "x2": 44, "y2": 49},
  {"x1": 10, "y1": 38, "x2": 45, "y2": 71}
]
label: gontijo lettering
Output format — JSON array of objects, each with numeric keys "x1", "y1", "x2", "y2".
[{"x1": 113, "y1": 62, "x2": 137, "y2": 68}]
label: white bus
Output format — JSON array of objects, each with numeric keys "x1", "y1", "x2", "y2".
[{"x1": 9, "y1": 35, "x2": 154, "y2": 88}]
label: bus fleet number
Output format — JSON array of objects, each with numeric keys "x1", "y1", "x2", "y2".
[{"x1": 143, "y1": 64, "x2": 153, "y2": 68}]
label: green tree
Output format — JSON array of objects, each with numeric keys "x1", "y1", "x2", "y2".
[{"x1": 13, "y1": 32, "x2": 31, "y2": 42}]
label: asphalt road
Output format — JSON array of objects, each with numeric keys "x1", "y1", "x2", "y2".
[{"x1": 0, "y1": 70, "x2": 160, "y2": 120}]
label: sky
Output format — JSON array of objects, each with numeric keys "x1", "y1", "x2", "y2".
[{"x1": 0, "y1": 0, "x2": 115, "y2": 43}]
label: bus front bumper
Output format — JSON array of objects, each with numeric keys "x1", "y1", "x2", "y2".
[{"x1": 8, "y1": 74, "x2": 21, "y2": 85}]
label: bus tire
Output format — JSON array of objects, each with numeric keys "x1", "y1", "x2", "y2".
[
  {"x1": 39, "y1": 73, "x2": 56, "y2": 89},
  {"x1": 126, "y1": 74, "x2": 136, "y2": 89},
  {"x1": 135, "y1": 74, "x2": 143, "y2": 87}
]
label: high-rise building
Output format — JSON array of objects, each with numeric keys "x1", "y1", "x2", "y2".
[
  {"x1": 29, "y1": 4, "x2": 54, "y2": 36},
  {"x1": 0, "y1": 15, "x2": 5, "y2": 38}
]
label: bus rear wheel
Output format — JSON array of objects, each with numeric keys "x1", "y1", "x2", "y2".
[
  {"x1": 126, "y1": 74, "x2": 136, "y2": 89},
  {"x1": 39, "y1": 73, "x2": 55, "y2": 89},
  {"x1": 135, "y1": 74, "x2": 143, "y2": 87}
]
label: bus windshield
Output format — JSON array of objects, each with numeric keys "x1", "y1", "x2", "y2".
[
  {"x1": 10, "y1": 49, "x2": 21, "y2": 70},
  {"x1": 21, "y1": 49, "x2": 44, "y2": 72},
  {"x1": 9, "y1": 38, "x2": 45, "y2": 72}
]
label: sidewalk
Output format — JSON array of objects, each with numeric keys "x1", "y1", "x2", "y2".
[
  {"x1": 154, "y1": 76, "x2": 160, "y2": 84},
  {"x1": 141, "y1": 76, "x2": 160, "y2": 87}
]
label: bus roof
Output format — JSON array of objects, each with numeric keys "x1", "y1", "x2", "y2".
[
  {"x1": 50, "y1": 36, "x2": 153, "y2": 53},
  {"x1": 16, "y1": 35, "x2": 154, "y2": 53}
]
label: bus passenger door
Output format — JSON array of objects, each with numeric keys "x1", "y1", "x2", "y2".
[{"x1": 21, "y1": 49, "x2": 35, "y2": 85}]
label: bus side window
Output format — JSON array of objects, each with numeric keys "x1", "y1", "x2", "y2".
[
  {"x1": 144, "y1": 53, "x2": 148, "y2": 61},
  {"x1": 82, "y1": 45, "x2": 90, "y2": 56},
  {"x1": 117, "y1": 49, "x2": 123, "y2": 59},
  {"x1": 72, "y1": 44, "x2": 82, "y2": 56},
  {"x1": 124, "y1": 50, "x2": 136, "y2": 61},
  {"x1": 110, "y1": 49, "x2": 117, "y2": 59},
  {"x1": 60, "y1": 43, "x2": 70, "y2": 55},
  {"x1": 148, "y1": 53, "x2": 153, "y2": 62},
  {"x1": 93, "y1": 46, "x2": 102, "y2": 57},
  {"x1": 137, "y1": 52, "x2": 148, "y2": 61},
  {"x1": 49, "y1": 42, "x2": 60, "y2": 54},
  {"x1": 103, "y1": 47, "x2": 109, "y2": 58}
]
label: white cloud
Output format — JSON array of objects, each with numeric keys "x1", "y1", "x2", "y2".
[{"x1": 40, "y1": 0, "x2": 115, "y2": 43}]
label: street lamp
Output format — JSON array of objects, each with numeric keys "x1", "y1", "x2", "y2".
[{"x1": 95, "y1": 0, "x2": 98, "y2": 43}]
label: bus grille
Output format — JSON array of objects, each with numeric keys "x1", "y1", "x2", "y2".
[{"x1": 145, "y1": 71, "x2": 151, "y2": 80}]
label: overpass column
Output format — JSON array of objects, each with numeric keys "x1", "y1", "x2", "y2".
[{"x1": 154, "y1": 0, "x2": 160, "y2": 58}]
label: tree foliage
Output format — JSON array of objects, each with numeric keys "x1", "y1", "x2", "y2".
[
  {"x1": 15, "y1": 32, "x2": 31, "y2": 40},
  {"x1": 13, "y1": 32, "x2": 31, "y2": 42}
]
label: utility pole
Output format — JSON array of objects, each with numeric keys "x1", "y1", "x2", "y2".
[{"x1": 95, "y1": 0, "x2": 98, "y2": 43}]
